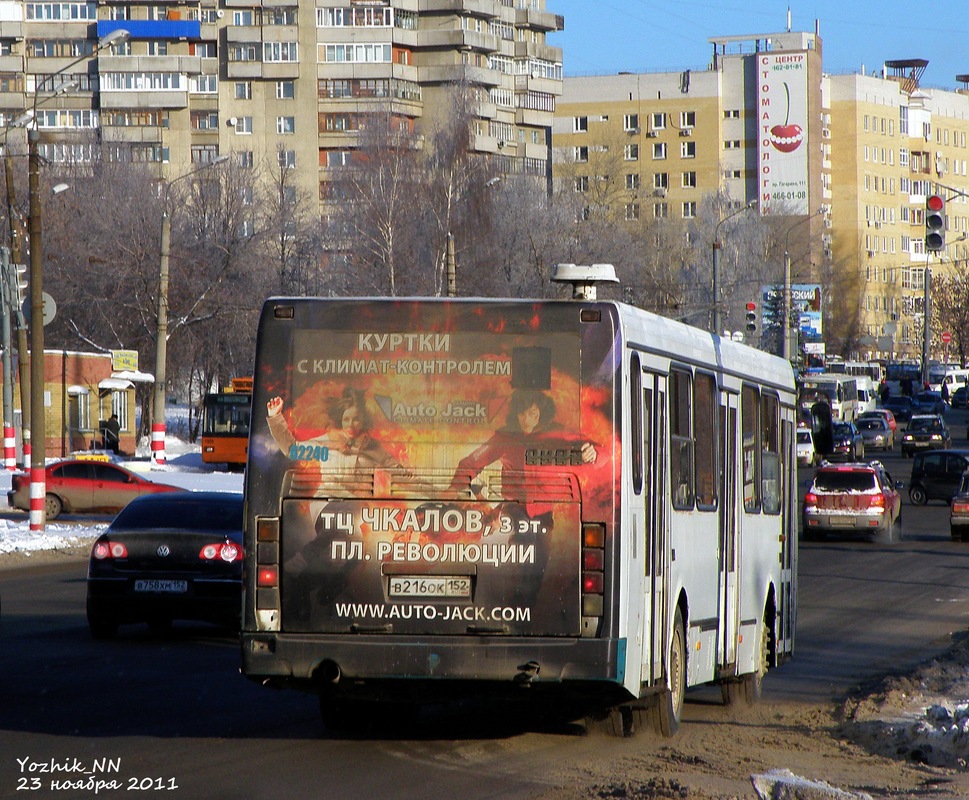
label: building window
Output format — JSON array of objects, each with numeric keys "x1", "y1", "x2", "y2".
[
  {"x1": 264, "y1": 41, "x2": 298, "y2": 62},
  {"x1": 653, "y1": 202, "x2": 668, "y2": 218},
  {"x1": 573, "y1": 146, "x2": 588, "y2": 163},
  {"x1": 573, "y1": 116, "x2": 588, "y2": 133},
  {"x1": 191, "y1": 111, "x2": 219, "y2": 130},
  {"x1": 651, "y1": 112, "x2": 665, "y2": 130},
  {"x1": 235, "y1": 81, "x2": 252, "y2": 100},
  {"x1": 679, "y1": 111, "x2": 696, "y2": 128},
  {"x1": 652, "y1": 142, "x2": 667, "y2": 159},
  {"x1": 276, "y1": 116, "x2": 295, "y2": 134},
  {"x1": 724, "y1": 140, "x2": 742, "y2": 149},
  {"x1": 682, "y1": 171, "x2": 697, "y2": 188},
  {"x1": 683, "y1": 202, "x2": 697, "y2": 218},
  {"x1": 278, "y1": 149, "x2": 296, "y2": 168},
  {"x1": 235, "y1": 116, "x2": 253, "y2": 134},
  {"x1": 574, "y1": 176, "x2": 588, "y2": 192},
  {"x1": 276, "y1": 80, "x2": 295, "y2": 99},
  {"x1": 624, "y1": 144, "x2": 639, "y2": 161},
  {"x1": 623, "y1": 113, "x2": 639, "y2": 132},
  {"x1": 625, "y1": 203, "x2": 640, "y2": 221},
  {"x1": 236, "y1": 151, "x2": 254, "y2": 168},
  {"x1": 681, "y1": 141, "x2": 696, "y2": 158},
  {"x1": 626, "y1": 173, "x2": 640, "y2": 190},
  {"x1": 653, "y1": 172, "x2": 669, "y2": 190}
]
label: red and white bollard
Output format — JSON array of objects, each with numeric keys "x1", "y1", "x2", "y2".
[
  {"x1": 3, "y1": 423, "x2": 16, "y2": 470},
  {"x1": 151, "y1": 421, "x2": 166, "y2": 465},
  {"x1": 29, "y1": 463, "x2": 45, "y2": 531}
]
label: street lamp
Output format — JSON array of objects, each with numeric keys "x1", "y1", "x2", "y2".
[
  {"x1": 151, "y1": 155, "x2": 229, "y2": 466},
  {"x1": 25, "y1": 28, "x2": 128, "y2": 531},
  {"x1": 711, "y1": 200, "x2": 756, "y2": 334}
]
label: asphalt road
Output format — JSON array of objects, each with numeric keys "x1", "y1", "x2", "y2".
[{"x1": 1, "y1": 418, "x2": 968, "y2": 800}]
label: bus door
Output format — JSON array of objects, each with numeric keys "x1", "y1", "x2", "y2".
[
  {"x1": 717, "y1": 393, "x2": 740, "y2": 670},
  {"x1": 639, "y1": 371, "x2": 669, "y2": 687}
]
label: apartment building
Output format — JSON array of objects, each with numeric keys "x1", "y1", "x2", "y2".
[
  {"x1": 554, "y1": 27, "x2": 969, "y2": 361},
  {"x1": 828, "y1": 62, "x2": 969, "y2": 354},
  {"x1": 0, "y1": 0, "x2": 563, "y2": 215}
]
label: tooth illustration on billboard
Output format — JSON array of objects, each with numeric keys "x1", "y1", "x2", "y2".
[{"x1": 770, "y1": 83, "x2": 803, "y2": 153}]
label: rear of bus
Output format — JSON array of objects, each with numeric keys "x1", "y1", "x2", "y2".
[{"x1": 242, "y1": 298, "x2": 624, "y2": 710}]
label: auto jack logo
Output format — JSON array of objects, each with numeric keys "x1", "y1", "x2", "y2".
[{"x1": 374, "y1": 394, "x2": 497, "y2": 425}]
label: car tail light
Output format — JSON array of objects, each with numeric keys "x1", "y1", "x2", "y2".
[
  {"x1": 92, "y1": 540, "x2": 128, "y2": 560},
  {"x1": 869, "y1": 493, "x2": 886, "y2": 509},
  {"x1": 954, "y1": 500, "x2": 969, "y2": 515},
  {"x1": 199, "y1": 541, "x2": 244, "y2": 562},
  {"x1": 804, "y1": 492, "x2": 818, "y2": 507},
  {"x1": 581, "y1": 522, "x2": 605, "y2": 637}
]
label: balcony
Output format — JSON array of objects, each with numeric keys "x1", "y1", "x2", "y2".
[{"x1": 515, "y1": 9, "x2": 563, "y2": 32}]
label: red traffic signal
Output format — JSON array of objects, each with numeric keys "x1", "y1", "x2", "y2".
[
  {"x1": 745, "y1": 302, "x2": 757, "y2": 333},
  {"x1": 925, "y1": 194, "x2": 946, "y2": 252}
]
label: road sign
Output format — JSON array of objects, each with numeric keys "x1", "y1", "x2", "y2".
[
  {"x1": 942, "y1": 331, "x2": 952, "y2": 344},
  {"x1": 21, "y1": 292, "x2": 56, "y2": 327}
]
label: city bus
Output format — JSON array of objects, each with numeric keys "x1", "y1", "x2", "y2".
[
  {"x1": 200, "y1": 377, "x2": 252, "y2": 470},
  {"x1": 240, "y1": 265, "x2": 798, "y2": 736},
  {"x1": 796, "y1": 374, "x2": 858, "y2": 422}
]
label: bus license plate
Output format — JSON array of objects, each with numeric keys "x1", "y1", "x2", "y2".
[
  {"x1": 134, "y1": 579, "x2": 188, "y2": 593},
  {"x1": 388, "y1": 576, "x2": 471, "y2": 599}
]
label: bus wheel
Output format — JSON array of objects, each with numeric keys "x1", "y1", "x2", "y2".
[
  {"x1": 722, "y1": 621, "x2": 768, "y2": 706},
  {"x1": 649, "y1": 608, "x2": 685, "y2": 737}
]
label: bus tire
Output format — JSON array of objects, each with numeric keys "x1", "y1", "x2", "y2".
[
  {"x1": 649, "y1": 607, "x2": 685, "y2": 737},
  {"x1": 722, "y1": 620, "x2": 768, "y2": 706}
]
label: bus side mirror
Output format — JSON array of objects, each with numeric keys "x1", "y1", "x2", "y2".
[{"x1": 811, "y1": 402, "x2": 833, "y2": 456}]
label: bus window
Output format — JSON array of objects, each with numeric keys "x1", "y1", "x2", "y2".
[
  {"x1": 631, "y1": 355, "x2": 643, "y2": 495},
  {"x1": 694, "y1": 372, "x2": 717, "y2": 509},
  {"x1": 761, "y1": 394, "x2": 781, "y2": 515},
  {"x1": 670, "y1": 369, "x2": 693, "y2": 510},
  {"x1": 742, "y1": 384, "x2": 761, "y2": 512}
]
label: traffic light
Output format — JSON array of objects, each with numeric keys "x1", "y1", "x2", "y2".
[
  {"x1": 925, "y1": 194, "x2": 946, "y2": 252},
  {"x1": 745, "y1": 301, "x2": 757, "y2": 334}
]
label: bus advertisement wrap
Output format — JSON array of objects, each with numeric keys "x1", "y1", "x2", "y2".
[{"x1": 246, "y1": 303, "x2": 618, "y2": 638}]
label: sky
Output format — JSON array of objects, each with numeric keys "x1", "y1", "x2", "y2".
[{"x1": 548, "y1": 1, "x2": 969, "y2": 91}]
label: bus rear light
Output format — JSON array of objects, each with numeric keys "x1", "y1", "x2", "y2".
[
  {"x1": 583, "y1": 523, "x2": 605, "y2": 548},
  {"x1": 256, "y1": 516, "x2": 279, "y2": 543},
  {"x1": 582, "y1": 571, "x2": 603, "y2": 593},
  {"x1": 581, "y1": 523, "x2": 605, "y2": 638},
  {"x1": 257, "y1": 566, "x2": 278, "y2": 587}
]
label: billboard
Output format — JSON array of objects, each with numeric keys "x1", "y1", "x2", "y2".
[
  {"x1": 758, "y1": 52, "x2": 809, "y2": 214},
  {"x1": 760, "y1": 283, "x2": 823, "y2": 342}
]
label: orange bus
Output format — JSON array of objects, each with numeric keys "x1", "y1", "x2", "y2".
[{"x1": 200, "y1": 377, "x2": 252, "y2": 470}]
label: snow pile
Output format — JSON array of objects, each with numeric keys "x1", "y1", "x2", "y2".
[{"x1": 840, "y1": 636, "x2": 969, "y2": 769}]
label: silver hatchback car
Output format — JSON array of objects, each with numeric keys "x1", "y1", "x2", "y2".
[{"x1": 856, "y1": 415, "x2": 894, "y2": 452}]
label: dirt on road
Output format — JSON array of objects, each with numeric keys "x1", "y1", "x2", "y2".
[{"x1": 536, "y1": 632, "x2": 969, "y2": 800}]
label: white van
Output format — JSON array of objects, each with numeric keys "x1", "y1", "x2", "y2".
[
  {"x1": 855, "y1": 376, "x2": 877, "y2": 414},
  {"x1": 942, "y1": 369, "x2": 969, "y2": 403}
]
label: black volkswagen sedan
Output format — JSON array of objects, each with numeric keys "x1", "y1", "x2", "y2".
[{"x1": 86, "y1": 491, "x2": 244, "y2": 638}]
